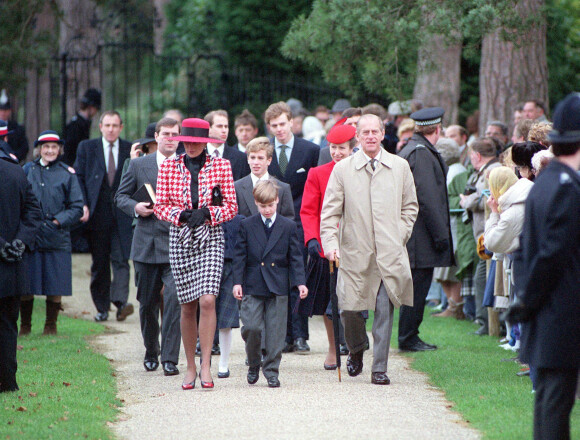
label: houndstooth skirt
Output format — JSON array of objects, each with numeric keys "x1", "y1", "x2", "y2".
[{"x1": 169, "y1": 224, "x2": 224, "y2": 304}]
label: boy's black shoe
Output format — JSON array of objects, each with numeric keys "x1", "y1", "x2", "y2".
[
  {"x1": 346, "y1": 350, "x2": 364, "y2": 376},
  {"x1": 247, "y1": 366, "x2": 260, "y2": 384},
  {"x1": 267, "y1": 376, "x2": 280, "y2": 388}
]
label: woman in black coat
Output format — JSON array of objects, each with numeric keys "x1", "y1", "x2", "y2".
[{"x1": 20, "y1": 131, "x2": 84, "y2": 335}]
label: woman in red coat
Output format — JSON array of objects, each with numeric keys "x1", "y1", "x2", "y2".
[
  {"x1": 155, "y1": 118, "x2": 237, "y2": 390},
  {"x1": 300, "y1": 122, "x2": 356, "y2": 369}
]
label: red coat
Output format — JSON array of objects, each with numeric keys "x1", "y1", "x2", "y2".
[
  {"x1": 300, "y1": 161, "x2": 335, "y2": 257},
  {"x1": 154, "y1": 153, "x2": 237, "y2": 227}
]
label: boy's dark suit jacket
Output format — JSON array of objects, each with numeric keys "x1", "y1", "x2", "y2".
[{"x1": 233, "y1": 214, "x2": 305, "y2": 297}]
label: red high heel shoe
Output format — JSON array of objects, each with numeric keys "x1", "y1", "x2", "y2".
[
  {"x1": 199, "y1": 372, "x2": 214, "y2": 389},
  {"x1": 182, "y1": 377, "x2": 196, "y2": 390}
]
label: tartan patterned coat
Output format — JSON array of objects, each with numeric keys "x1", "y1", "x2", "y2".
[{"x1": 154, "y1": 153, "x2": 238, "y2": 227}]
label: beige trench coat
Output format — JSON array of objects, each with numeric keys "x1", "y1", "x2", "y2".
[{"x1": 320, "y1": 150, "x2": 418, "y2": 310}]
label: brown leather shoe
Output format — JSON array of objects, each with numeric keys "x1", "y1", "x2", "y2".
[
  {"x1": 371, "y1": 372, "x2": 390, "y2": 385},
  {"x1": 116, "y1": 303, "x2": 134, "y2": 321}
]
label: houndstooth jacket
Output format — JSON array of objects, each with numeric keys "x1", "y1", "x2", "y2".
[{"x1": 154, "y1": 153, "x2": 238, "y2": 228}]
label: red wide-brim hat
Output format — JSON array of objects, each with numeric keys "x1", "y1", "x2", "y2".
[{"x1": 170, "y1": 118, "x2": 224, "y2": 143}]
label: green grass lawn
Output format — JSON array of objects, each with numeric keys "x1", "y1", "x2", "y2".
[
  {"x1": 367, "y1": 307, "x2": 580, "y2": 440},
  {"x1": 1, "y1": 300, "x2": 119, "y2": 440}
]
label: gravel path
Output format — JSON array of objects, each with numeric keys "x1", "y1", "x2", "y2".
[{"x1": 65, "y1": 254, "x2": 480, "y2": 439}]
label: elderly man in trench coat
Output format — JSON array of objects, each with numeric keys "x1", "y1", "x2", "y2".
[{"x1": 321, "y1": 114, "x2": 418, "y2": 385}]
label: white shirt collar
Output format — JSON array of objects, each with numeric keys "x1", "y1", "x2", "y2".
[
  {"x1": 237, "y1": 143, "x2": 247, "y2": 153},
  {"x1": 102, "y1": 137, "x2": 119, "y2": 149},
  {"x1": 207, "y1": 143, "x2": 225, "y2": 158},
  {"x1": 274, "y1": 135, "x2": 295, "y2": 149},
  {"x1": 261, "y1": 212, "x2": 277, "y2": 226},
  {"x1": 156, "y1": 150, "x2": 175, "y2": 168},
  {"x1": 250, "y1": 171, "x2": 270, "y2": 187},
  {"x1": 362, "y1": 149, "x2": 381, "y2": 164}
]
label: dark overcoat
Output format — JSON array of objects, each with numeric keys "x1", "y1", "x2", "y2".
[
  {"x1": 515, "y1": 160, "x2": 580, "y2": 369},
  {"x1": 74, "y1": 137, "x2": 133, "y2": 259},
  {"x1": 0, "y1": 160, "x2": 42, "y2": 298},
  {"x1": 23, "y1": 158, "x2": 84, "y2": 252},
  {"x1": 223, "y1": 145, "x2": 251, "y2": 181},
  {"x1": 398, "y1": 133, "x2": 455, "y2": 269}
]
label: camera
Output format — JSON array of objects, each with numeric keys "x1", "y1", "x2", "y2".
[
  {"x1": 461, "y1": 209, "x2": 472, "y2": 225},
  {"x1": 464, "y1": 185, "x2": 477, "y2": 196}
]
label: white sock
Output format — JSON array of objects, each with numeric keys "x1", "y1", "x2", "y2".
[{"x1": 218, "y1": 329, "x2": 232, "y2": 373}]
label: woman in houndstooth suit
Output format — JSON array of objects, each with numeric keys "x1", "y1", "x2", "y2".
[{"x1": 155, "y1": 118, "x2": 237, "y2": 390}]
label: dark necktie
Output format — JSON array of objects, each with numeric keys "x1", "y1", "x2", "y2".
[
  {"x1": 265, "y1": 218, "x2": 272, "y2": 228},
  {"x1": 279, "y1": 145, "x2": 288, "y2": 174},
  {"x1": 213, "y1": 149, "x2": 220, "y2": 159},
  {"x1": 370, "y1": 158, "x2": 376, "y2": 171},
  {"x1": 108, "y1": 143, "x2": 116, "y2": 186}
]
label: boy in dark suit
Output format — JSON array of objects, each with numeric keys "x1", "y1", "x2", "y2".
[{"x1": 233, "y1": 180, "x2": 307, "y2": 388}]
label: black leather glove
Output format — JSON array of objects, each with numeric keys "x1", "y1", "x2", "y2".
[
  {"x1": 307, "y1": 239, "x2": 322, "y2": 258},
  {"x1": 187, "y1": 208, "x2": 210, "y2": 229},
  {"x1": 501, "y1": 300, "x2": 535, "y2": 324},
  {"x1": 179, "y1": 209, "x2": 193, "y2": 224},
  {"x1": 1, "y1": 240, "x2": 25, "y2": 263},
  {"x1": 211, "y1": 186, "x2": 223, "y2": 206}
]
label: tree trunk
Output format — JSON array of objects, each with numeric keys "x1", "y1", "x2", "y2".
[
  {"x1": 479, "y1": 0, "x2": 548, "y2": 135},
  {"x1": 153, "y1": 0, "x2": 170, "y2": 54},
  {"x1": 24, "y1": 4, "x2": 55, "y2": 155},
  {"x1": 413, "y1": 35, "x2": 462, "y2": 126},
  {"x1": 57, "y1": 0, "x2": 101, "y2": 129}
]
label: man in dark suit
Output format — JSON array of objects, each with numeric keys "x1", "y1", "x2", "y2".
[
  {"x1": 235, "y1": 137, "x2": 294, "y2": 219},
  {"x1": 264, "y1": 101, "x2": 319, "y2": 353},
  {"x1": 398, "y1": 107, "x2": 454, "y2": 352},
  {"x1": 233, "y1": 180, "x2": 307, "y2": 387},
  {"x1": 63, "y1": 88, "x2": 102, "y2": 166},
  {"x1": 0, "y1": 159, "x2": 41, "y2": 392},
  {"x1": 506, "y1": 93, "x2": 580, "y2": 440},
  {"x1": 204, "y1": 109, "x2": 250, "y2": 181},
  {"x1": 115, "y1": 117, "x2": 182, "y2": 376},
  {"x1": 74, "y1": 110, "x2": 134, "y2": 322}
]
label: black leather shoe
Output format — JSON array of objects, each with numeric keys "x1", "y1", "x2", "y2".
[
  {"x1": 116, "y1": 303, "x2": 134, "y2": 321},
  {"x1": 195, "y1": 340, "x2": 201, "y2": 356},
  {"x1": 162, "y1": 361, "x2": 179, "y2": 376},
  {"x1": 267, "y1": 376, "x2": 280, "y2": 388},
  {"x1": 247, "y1": 366, "x2": 260, "y2": 385},
  {"x1": 418, "y1": 339, "x2": 438, "y2": 350},
  {"x1": 144, "y1": 359, "x2": 159, "y2": 372},
  {"x1": 399, "y1": 340, "x2": 437, "y2": 352},
  {"x1": 94, "y1": 311, "x2": 108, "y2": 322},
  {"x1": 339, "y1": 344, "x2": 349, "y2": 356},
  {"x1": 218, "y1": 370, "x2": 230, "y2": 379},
  {"x1": 371, "y1": 372, "x2": 391, "y2": 385},
  {"x1": 346, "y1": 350, "x2": 364, "y2": 377},
  {"x1": 211, "y1": 343, "x2": 221, "y2": 355},
  {"x1": 282, "y1": 343, "x2": 295, "y2": 353},
  {"x1": 294, "y1": 338, "x2": 310, "y2": 354}
]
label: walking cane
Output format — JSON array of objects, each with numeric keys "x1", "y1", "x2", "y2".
[{"x1": 329, "y1": 258, "x2": 342, "y2": 382}]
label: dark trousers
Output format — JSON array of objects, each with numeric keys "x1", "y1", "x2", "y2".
[
  {"x1": 474, "y1": 259, "x2": 488, "y2": 325},
  {"x1": 87, "y1": 226, "x2": 130, "y2": 313},
  {"x1": 286, "y1": 244, "x2": 309, "y2": 343},
  {"x1": 398, "y1": 267, "x2": 434, "y2": 347},
  {"x1": 241, "y1": 295, "x2": 288, "y2": 379},
  {"x1": 134, "y1": 262, "x2": 181, "y2": 364},
  {"x1": 533, "y1": 367, "x2": 578, "y2": 440},
  {"x1": 0, "y1": 296, "x2": 20, "y2": 392}
]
